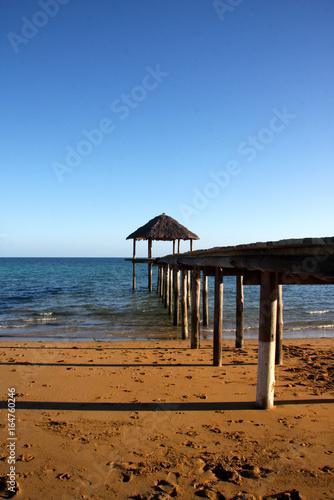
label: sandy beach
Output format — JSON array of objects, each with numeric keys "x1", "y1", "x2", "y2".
[{"x1": 1, "y1": 338, "x2": 333, "y2": 500}]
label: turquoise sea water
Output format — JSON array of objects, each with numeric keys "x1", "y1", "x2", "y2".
[{"x1": 0, "y1": 258, "x2": 333, "y2": 341}]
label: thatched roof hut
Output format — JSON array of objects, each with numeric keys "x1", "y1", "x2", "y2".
[
  {"x1": 126, "y1": 214, "x2": 199, "y2": 291},
  {"x1": 126, "y1": 213, "x2": 199, "y2": 242}
]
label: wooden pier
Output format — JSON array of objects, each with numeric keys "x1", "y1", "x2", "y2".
[{"x1": 155, "y1": 237, "x2": 334, "y2": 409}]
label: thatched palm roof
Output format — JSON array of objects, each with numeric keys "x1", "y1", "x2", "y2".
[{"x1": 126, "y1": 213, "x2": 199, "y2": 241}]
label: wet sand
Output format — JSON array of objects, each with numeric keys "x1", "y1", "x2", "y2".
[{"x1": 1, "y1": 338, "x2": 333, "y2": 499}]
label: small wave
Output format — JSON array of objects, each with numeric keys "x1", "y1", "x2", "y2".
[
  {"x1": 0, "y1": 324, "x2": 27, "y2": 329},
  {"x1": 290, "y1": 324, "x2": 334, "y2": 331},
  {"x1": 307, "y1": 310, "x2": 330, "y2": 315}
]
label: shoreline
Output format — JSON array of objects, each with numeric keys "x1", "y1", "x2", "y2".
[
  {"x1": 1, "y1": 338, "x2": 333, "y2": 499},
  {"x1": 1, "y1": 325, "x2": 334, "y2": 343}
]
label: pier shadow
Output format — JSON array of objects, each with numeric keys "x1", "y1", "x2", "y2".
[
  {"x1": 0, "y1": 361, "x2": 257, "y2": 368},
  {"x1": 0, "y1": 345, "x2": 215, "y2": 351},
  {"x1": 0, "y1": 399, "x2": 333, "y2": 412}
]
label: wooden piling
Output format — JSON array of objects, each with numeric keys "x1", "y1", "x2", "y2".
[
  {"x1": 275, "y1": 285, "x2": 283, "y2": 365},
  {"x1": 181, "y1": 267, "x2": 188, "y2": 339},
  {"x1": 173, "y1": 266, "x2": 180, "y2": 326},
  {"x1": 236, "y1": 275, "x2": 244, "y2": 348},
  {"x1": 132, "y1": 239, "x2": 136, "y2": 291},
  {"x1": 164, "y1": 264, "x2": 169, "y2": 308},
  {"x1": 148, "y1": 239, "x2": 153, "y2": 292},
  {"x1": 202, "y1": 272, "x2": 209, "y2": 326},
  {"x1": 191, "y1": 267, "x2": 201, "y2": 349},
  {"x1": 157, "y1": 265, "x2": 161, "y2": 294},
  {"x1": 187, "y1": 271, "x2": 191, "y2": 308},
  {"x1": 213, "y1": 268, "x2": 223, "y2": 366},
  {"x1": 168, "y1": 266, "x2": 173, "y2": 315},
  {"x1": 256, "y1": 272, "x2": 278, "y2": 409}
]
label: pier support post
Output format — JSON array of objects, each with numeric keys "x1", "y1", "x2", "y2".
[
  {"x1": 169, "y1": 266, "x2": 173, "y2": 316},
  {"x1": 236, "y1": 275, "x2": 244, "y2": 348},
  {"x1": 275, "y1": 285, "x2": 283, "y2": 365},
  {"x1": 157, "y1": 265, "x2": 161, "y2": 294},
  {"x1": 164, "y1": 265, "x2": 169, "y2": 308},
  {"x1": 213, "y1": 268, "x2": 223, "y2": 366},
  {"x1": 256, "y1": 272, "x2": 278, "y2": 409},
  {"x1": 160, "y1": 266, "x2": 164, "y2": 297},
  {"x1": 187, "y1": 271, "x2": 191, "y2": 308},
  {"x1": 181, "y1": 267, "x2": 188, "y2": 339},
  {"x1": 191, "y1": 267, "x2": 201, "y2": 349},
  {"x1": 202, "y1": 272, "x2": 209, "y2": 326},
  {"x1": 173, "y1": 266, "x2": 180, "y2": 326}
]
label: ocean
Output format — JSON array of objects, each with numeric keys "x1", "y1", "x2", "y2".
[{"x1": 0, "y1": 258, "x2": 333, "y2": 342}]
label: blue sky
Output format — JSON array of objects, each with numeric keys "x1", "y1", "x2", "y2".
[{"x1": 1, "y1": 0, "x2": 333, "y2": 257}]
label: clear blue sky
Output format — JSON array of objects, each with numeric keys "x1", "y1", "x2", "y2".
[{"x1": 1, "y1": 0, "x2": 333, "y2": 257}]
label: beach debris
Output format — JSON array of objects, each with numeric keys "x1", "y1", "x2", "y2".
[
  {"x1": 17, "y1": 454, "x2": 34, "y2": 462},
  {"x1": 57, "y1": 473, "x2": 72, "y2": 480}
]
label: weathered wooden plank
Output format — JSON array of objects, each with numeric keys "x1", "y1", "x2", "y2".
[
  {"x1": 156, "y1": 254, "x2": 334, "y2": 282},
  {"x1": 213, "y1": 268, "x2": 223, "y2": 366},
  {"x1": 256, "y1": 272, "x2": 278, "y2": 409},
  {"x1": 191, "y1": 267, "x2": 201, "y2": 349},
  {"x1": 236, "y1": 275, "x2": 244, "y2": 348}
]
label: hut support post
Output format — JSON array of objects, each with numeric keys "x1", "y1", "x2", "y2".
[
  {"x1": 236, "y1": 275, "x2": 244, "y2": 348},
  {"x1": 132, "y1": 239, "x2": 136, "y2": 291},
  {"x1": 213, "y1": 268, "x2": 223, "y2": 366},
  {"x1": 181, "y1": 267, "x2": 188, "y2": 339},
  {"x1": 202, "y1": 272, "x2": 209, "y2": 326},
  {"x1": 178, "y1": 239, "x2": 181, "y2": 253},
  {"x1": 173, "y1": 266, "x2": 180, "y2": 326},
  {"x1": 275, "y1": 285, "x2": 283, "y2": 365},
  {"x1": 191, "y1": 267, "x2": 201, "y2": 349},
  {"x1": 148, "y1": 239, "x2": 153, "y2": 292},
  {"x1": 256, "y1": 272, "x2": 278, "y2": 409}
]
